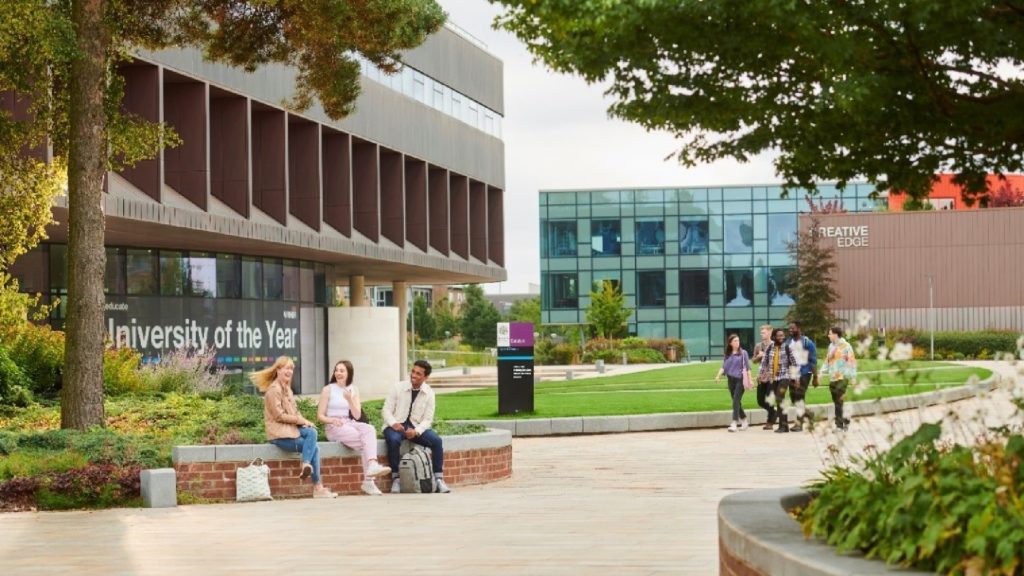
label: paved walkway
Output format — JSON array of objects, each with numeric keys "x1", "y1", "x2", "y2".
[{"x1": 0, "y1": 362, "x2": 1018, "y2": 575}]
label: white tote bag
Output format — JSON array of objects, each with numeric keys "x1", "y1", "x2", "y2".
[{"x1": 236, "y1": 457, "x2": 273, "y2": 502}]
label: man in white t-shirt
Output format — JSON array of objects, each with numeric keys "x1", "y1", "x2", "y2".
[{"x1": 381, "y1": 360, "x2": 449, "y2": 493}]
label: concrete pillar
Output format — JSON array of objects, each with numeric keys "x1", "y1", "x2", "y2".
[
  {"x1": 394, "y1": 280, "x2": 409, "y2": 377},
  {"x1": 350, "y1": 275, "x2": 365, "y2": 306}
]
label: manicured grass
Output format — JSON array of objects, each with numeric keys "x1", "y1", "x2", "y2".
[{"x1": 420, "y1": 360, "x2": 992, "y2": 420}]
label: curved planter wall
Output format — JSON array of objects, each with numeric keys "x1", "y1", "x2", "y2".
[
  {"x1": 718, "y1": 487, "x2": 931, "y2": 575},
  {"x1": 172, "y1": 429, "x2": 512, "y2": 500}
]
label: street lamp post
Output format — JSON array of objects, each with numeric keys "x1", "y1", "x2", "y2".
[{"x1": 925, "y1": 274, "x2": 934, "y2": 361}]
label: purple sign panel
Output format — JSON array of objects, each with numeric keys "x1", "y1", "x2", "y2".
[{"x1": 509, "y1": 322, "x2": 534, "y2": 347}]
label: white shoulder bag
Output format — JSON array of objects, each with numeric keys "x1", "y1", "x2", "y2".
[{"x1": 236, "y1": 457, "x2": 273, "y2": 502}]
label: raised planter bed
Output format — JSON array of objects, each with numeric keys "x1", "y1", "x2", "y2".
[
  {"x1": 172, "y1": 429, "x2": 512, "y2": 500},
  {"x1": 718, "y1": 487, "x2": 930, "y2": 575}
]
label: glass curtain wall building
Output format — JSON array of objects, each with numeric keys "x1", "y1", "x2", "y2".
[{"x1": 539, "y1": 184, "x2": 883, "y2": 356}]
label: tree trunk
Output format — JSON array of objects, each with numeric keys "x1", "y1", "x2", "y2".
[{"x1": 61, "y1": 0, "x2": 110, "y2": 430}]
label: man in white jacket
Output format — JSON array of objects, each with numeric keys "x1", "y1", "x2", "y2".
[{"x1": 381, "y1": 360, "x2": 449, "y2": 493}]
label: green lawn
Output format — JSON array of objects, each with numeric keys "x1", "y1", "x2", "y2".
[{"x1": 407, "y1": 360, "x2": 992, "y2": 420}]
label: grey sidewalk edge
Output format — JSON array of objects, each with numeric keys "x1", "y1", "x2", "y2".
[
  {"x1": 718, "y1": 487, "x2": 930, "y2": 575},
  {"x1": 172, "y1": 428, "x2": 512, "y2": 464},
  {"x1": 450, "y1": 377, "x2": 996, "y2": 437}
]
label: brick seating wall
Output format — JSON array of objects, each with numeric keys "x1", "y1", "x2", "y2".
[{"x1": 173, "y1": 433, "x2": 512, "y2": 501}]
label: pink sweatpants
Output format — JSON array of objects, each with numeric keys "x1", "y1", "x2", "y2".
[{"x1": 326, "y1": 421, "x2": 379, "y2": 479}]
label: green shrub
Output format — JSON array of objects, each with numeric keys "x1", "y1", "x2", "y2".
[
  {"x1": 140, "y1": 348, "x2": 225, "y2": 394},
  {"x1": 583, "y1": 337, "x2": 618, "y2": 352},
  {"x1": 103, "y1": 346, "x2": 144, "y2": 396},
  {"x1": 802, "y1": 424, "x2": 1024, "y2": 574},
  {"x1": 644, "y1": 338, "x2": 687, "y2": 361},
  {"x1": 0, "y1": 451, "x2": 89, "y2": 481},
  {"x1": 0, "y1": 345, "x2": 33, "y2": 407},
  {"x1": 624, "y1": 348, "x2": 667, "y2": 364},
  {"x1": 620, "y1": 336, "x2": 647, "y2": 349},
  {"x1": 582, "y1": 349, "x2": 621, "y2": 363},
  {"x1": 3, "y1": 323, "x2": 64, "y2": 398}
]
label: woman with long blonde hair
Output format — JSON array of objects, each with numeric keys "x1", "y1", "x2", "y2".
[{"x1": 251, "y1": 356, "x2": 336, "y2": 498}]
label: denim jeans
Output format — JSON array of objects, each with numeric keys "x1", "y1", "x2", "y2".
[
  {"x1": 270, "y1": 426, "x2": 320, "y2": 484},
  {"x1": 726, "y1": 376, "x2": 746, "y2": 421},
  {"x1": 384, "y1": 427, "x2": 444, "y2": 475}
]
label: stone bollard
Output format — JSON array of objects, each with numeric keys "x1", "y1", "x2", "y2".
[
  {"x1": 621, "y1": 352, "x2": 628, "y2": 365},
  {"x1": 595, "y1": 359, "x2": 605, "y2": 374},
  {"x1": 462, "y1": 366, "x2": 471, "y2": 375},
  {"x1": 566, "y1": 369, "x2": 574, "y2": 380},
  {"x1": 141, "y1": 468, "x2": 177, "y2": 508}
]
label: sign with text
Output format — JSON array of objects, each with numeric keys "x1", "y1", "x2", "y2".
[
  {"x1": 497, "y1": 322, "x2": 534, "y2": 414},
  {"x1": 104, "y1": 296, "x2": 302, "y2": 370},
  {"x1": 817, "y1": 225, "x2": 870, "y2": 248}
]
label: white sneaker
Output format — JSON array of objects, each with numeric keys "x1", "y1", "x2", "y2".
[
  {"x1": 366, "y1": 462, "x2": 392, "y2": 478},
  {"x1": 728, "y1": 422, "x2": 738, "y2": 433},
  {"x1": 740, "y1": 419, "x2": 749, "y2": 431},
  {"x1": 435, "y1": 478, "x2": 451, "y2": 493},
  {"x1": 361, "y1": 479, "x2": 382, "y2": 495},
  {"x1": 390, "y1": 478, "x2": 401, "y2": 494}
]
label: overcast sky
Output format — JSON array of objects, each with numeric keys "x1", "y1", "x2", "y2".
[{"x1": 437, "y1": 0, "x2": 780, "y2": 294}]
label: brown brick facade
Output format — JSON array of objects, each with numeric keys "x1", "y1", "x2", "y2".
[{"x1": 175, "y1": 445, "x2": 512, "y2": 501}]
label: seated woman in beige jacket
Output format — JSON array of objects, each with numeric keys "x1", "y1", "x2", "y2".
[{"x1": 251, "y1": 356, "x2": 336, "y2": 498}]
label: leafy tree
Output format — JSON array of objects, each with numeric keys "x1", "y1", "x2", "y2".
[
  {"x1": 585, "y1": 281, "x2": 632, "y2": 338},
  {"x1": 901, "y1": 197, "x2": 936, "y2": 211},
  {"x1": 493, "y1": 0, "x2": 1024, "y2": 201},
  {"x1": 433, "y1": 297, "x2": 461, "y2": 339},
  {"x1": 0, "y1": 0, "x2": 445, "y2": 429},
  {"x1": 986, "y1": 182, "x2": 1024, "y2": 208},
  {"x1": 409, "y1": 295, "x2": 436, "y2": 343},
  {"x1": 785, "y1": 217, "x2": 839, "y2": 343},
  {"x1": 506, "y1": 296, "x2": 540, "y2": 327},
  {"x1": 459, "y1": 284, "x2": 501, "y2": 349}
]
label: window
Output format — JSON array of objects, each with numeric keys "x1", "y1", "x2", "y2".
[
  {"x1": 105, "y1": 247, "x2": 126, "y2": 295},
  {"x1": 548, "y1": 273, "x2": 578, "y2": 309},
  {"x1": 159, "y1": 251, "x2": 186, "y2": 296},
  {"x1": 187, "y1": 252, "x2": 217, "y2": 297},
  {"x1": 314, "y1": 263, "x2": 327, "y2": 304},
  {"x1": 679, "y1": 219, "x2": 709, "y2": 254},
  {"x1": 768, "y1": 267, "x2": 796, "y2": 305},
  {"x1": 591, "y1": 271, "x2": 621, "y2": 293},
  {"x1": 767, "y1": 213, "x2": 797, "y2": 252},
  {"x1": 637, "y1": 271, "x2": 666, "y2": 307},
  {"x1": 126, "y1": 249, "x2": 157, "y2": 295},
  {"x1": 679, "y1": 269, "x2": 709, "y2": 306},
  {"x1": 724, "y1": 269, "x2": 754, "y2": 307},
  {"x1": 217, "y1": 254, "x2": 242, "y2": 299},
  {"x1": 432, "y1": 86, "x2": 445, "y2": 111},
  {"x1": 263, "y1": 258, "x2": 283, "y2": 300},
  {"x1": 591, "y1": 219, "x2": 621, "y2": 256},
  {"x1": 299, "y1": 261, "x2": 315, "y2": 303},
  {"x1": 636, "y1": 220, "x2": 665, "y2": 255},
  {"x1": 242, "y1": 256, "x2": 262, "y2": 299},
  {"x1": 547, "y1": 221, "x2": 577, "y2": 257},
  {"x1": 412, "y1": 71, "x2": 426, "y2": 102},
  {"x1": 49, "y1": 244, "x2": 67, "y2": 292},
  {"x1": 724, "y1": 216, "x2": 754, "y2": 253},
  {"x1": 282, "y1": 260, "x2": 300, "y2": 301}
]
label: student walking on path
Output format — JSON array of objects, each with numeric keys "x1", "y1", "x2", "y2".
[
  {"x1": 750, "y1": 324, "x2": 776, "y2": 429},
  {"x1": 715, "y1": 334, "x2": 752, "y2": 432},
  {"x1": 757, "y1": 328, "x2": 798, "y2": 433},
  {"x1": 821, "y1": 326, "x2": 858, "y2": 431}
]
